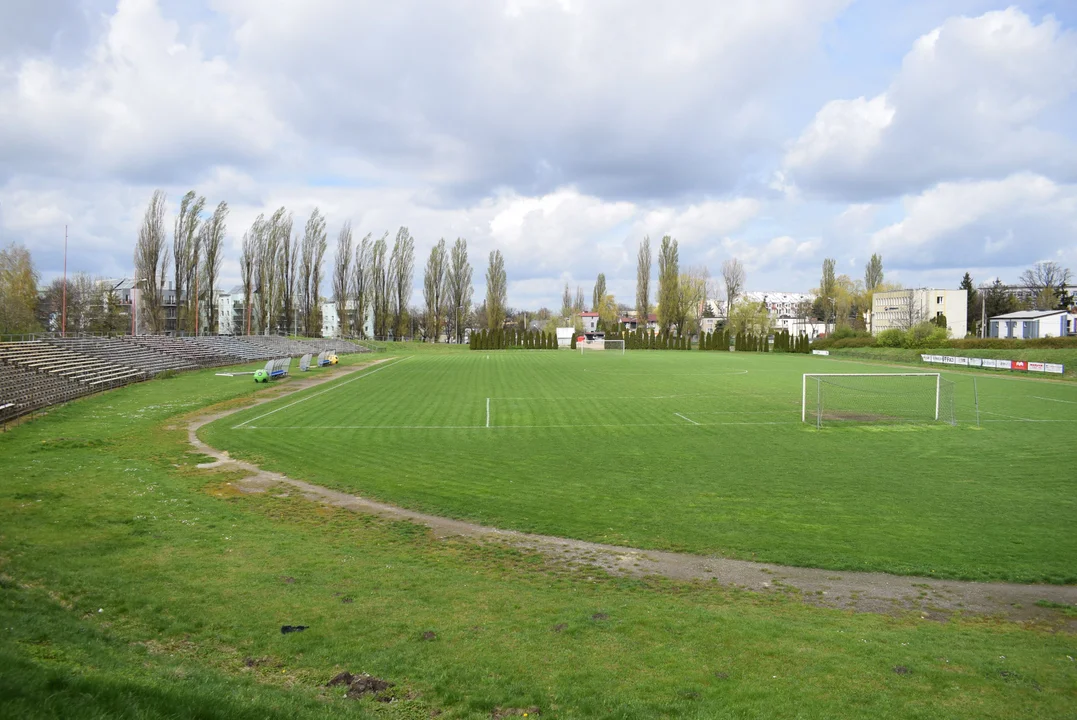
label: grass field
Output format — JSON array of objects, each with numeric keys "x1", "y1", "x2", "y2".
[
  {"x1": 829, "y1": 347, "x2": 1077, "y2": 378},
  {"x1": 202, "y1": 349, "x2": 1077, "y2": 584},
  {"x1": 2, "y1": 355, "x2": 1076, "y2": 718}
]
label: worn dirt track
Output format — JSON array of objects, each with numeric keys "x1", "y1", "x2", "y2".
[{"x1": 189, "y1": 359, "x2": 1077, "y2": 626}]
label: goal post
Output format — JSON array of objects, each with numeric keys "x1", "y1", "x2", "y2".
[
  {"x1": 802, "y1": 373, "x2": 955, "y2": 427},
  {"x1": 580, "y1": 339, "x2": 625, "y2": 355}
]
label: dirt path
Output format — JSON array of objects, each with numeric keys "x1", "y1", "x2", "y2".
[{"x1": 189, "y1": 360, "x2": 1077, "y2": 626}]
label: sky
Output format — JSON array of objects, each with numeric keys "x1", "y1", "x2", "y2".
[{"x1": 1, "y1": 0, "x2": 1075, "y2": 309}]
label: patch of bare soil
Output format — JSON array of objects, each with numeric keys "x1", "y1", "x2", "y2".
[
  {"x1": 188, "y1": 362, "x2": 1077, "y2": 627},
  {"x1": 327, "y1": 671, "x2": 395, "y2": 701}
]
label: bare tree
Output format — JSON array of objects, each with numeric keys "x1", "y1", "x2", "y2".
[
  {"x1": 239, "y1": 215, "x2": 263, "y2": 335},
  {"x1": 199, "y1": 201, "x2": 228, "y2": 334},
  {"x1": 370, "y1": 233, "x2": 390, "y2": 338},
  {"x1": 485, "y1": 249, "x2": 507, "y2": 330},
  {"x1": 351, "y1": 233, "x2": 372, "y2": 338},
  {"x1": 255, "y1": 210, "x2": 284, "y2": 335},
  {"x1": 389, "y1": 227, "x2": 415, "y2": 338},
  {"x1": 592, "y1": 273, "x2": 606, "y2": 314},
  {"x1": 561, "y1": 282, "x2": 573, "y2": 321},
  {"x1": 423, "y1": 238, "x2": 448, "y2": 341},
  {"x1": 681, "y1": 265, "x2": 709, "y2": 335},
  {"x1": 134, "y1": 190, "x2": 169, "y2": 334},
  {"x1": 574, "y1": 286, "x2": 585, "y2": 315},
  {"x1": 635, "y1": 236, "x2": 651, "y2": 326},
  {"x1": 304, "y1": 210, "x2": 328, "y2": 336},
  {"x1": 446, "y1": 238, "x2": 473, "y2": 343},
  {"x1": 172, "y1": 191, "x2": 205, "y2": 334},
  {"x1": 721, "y1": 258, "x2": 745, "y2": 322},
  {"x1": 266, "y1": 208, "x2": 292, "y2": 333},
  {"x1": 333, "y1": 222, "x2": 353, "y2": 337},
  {"x1": 657, "y1": 235, "x2": 679, "y2": 332},
  {"x1": 1020, "y1": 261, "x2": 1072, "y2": 309},
  {"x1": 278, "y1": 214, "x2": 298, "y2": 335}
]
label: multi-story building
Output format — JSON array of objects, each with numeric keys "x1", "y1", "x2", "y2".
[
  {"x1": 701, "y1": 292, "x2": 820, "y2": 335},
  {"x1": 321, "y1": 299, "x2": 374, "y2": 338},
  {"x1": 870, "y1": 289, "x2": 968, "y2": 337}
]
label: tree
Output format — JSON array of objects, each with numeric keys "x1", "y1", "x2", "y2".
[
  {"x1": 172, "y1": 191, "x2": 205, "y2": 334},
  {"x1": 864, "y1": 253, "x2": 884, "y2": 293},
  {"x1": 485, "y1": 249, "x2": 507, "y2": 331},
  {"x1": 349, "y1": 233, "x2": 372, "y2": 338},
  {"x1": 133, "y1": 191, "x2": 170, "y2": 334},
  {"x1": 255, "y1": 210, "x2": 281, "y2": 335},
  {"x1": 300, "y1": 209, "x2": 328, "y2": 336},
  {"x1": 333, "y1": 222, "x2": 353, "y2": 337},
  {"x1": 721, "y1": 258, "x2": 745, "y2": 322},
  {"x1": 657, "y1": 235, "x2": 679, "y2": 333},
  {"x1": 278, "y1": 213, "x2": 299, "y2": 335},
  {"x1": 1020, "y1": 261, "x2": 1072, "y2": 310},
  {"x1": 199, "y1": 201, "x2": 228, "y2": 335},
  {"x1": 266, "y1": 209, "x2": 293, "y2": 333},
  {"x1": 592, "y1": 273, "x2": 606, "y2": 314},
  {"x1": 239, "y1": 216, "x2": 262, "y2": 335},
  {"x1": 423, "y1": 238, "x2": 448, "y2": 341},
  {"x1": 680, "y1": 265, "x2": 708, "y2": 336},
  {"x1": 819, "y1": 258, "x2": 837, "y2": 326},
  {"x1": 595, "y1": 291, "x2": 618, "y2": 329},
  {"x1": 561, "y1": 283, "x2": 573, "y2": 321},
  {"x1": 0, "y1": 242, "x2": 41, "y2": 334},
  {"x1": 447, "y1": 238, "x2": 473, "y2": 344},
  {"x1": 959, "y1": 272, "x2": 978, "y2": 337},
  {"x1": 390, "y1": 227, "x2": 415, "y2": 338},
  {"x1": 574, "y1": 286, "x2": 586, "y2": 315},
  {"x1": 982, "y1": 278, "x2": 1019, "y2": 322},
  {"x1": 726, "y1": 299, "x2": 772, "y2": 337},
  {"x1": 636, "y1": 236, "x2": 651, "y2": 328}
]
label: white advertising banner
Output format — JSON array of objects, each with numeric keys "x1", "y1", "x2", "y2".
[
  {"x1": 919, "y1": 354, "x2": 1063, "y2": 374},
  {"x1": 812, "y1": 349, "x2": 830, "y2": 356}
]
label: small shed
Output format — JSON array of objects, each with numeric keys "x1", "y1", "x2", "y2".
[
  {"x1": 989, "y1": 310, "x2": 1072, "y2": 339},
  {"x1": 556, "y1": 327, "x2": 576, "y2": 348}
]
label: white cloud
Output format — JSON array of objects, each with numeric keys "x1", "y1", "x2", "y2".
[
  {"x1": 785, "y1": 8, "x2": 1077, "y2": 200},
  {"x1": 869, "y1": 173, "x2": 1077, "y2": 272}
]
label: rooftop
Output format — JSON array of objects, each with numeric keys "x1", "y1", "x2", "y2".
[{"x1": 990, "y1": 309, "x2": 1069, "y2": 320}]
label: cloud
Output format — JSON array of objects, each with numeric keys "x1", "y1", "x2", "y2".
[
  {"x1": 0, "y1": 0, "x2": 288, "y2": 184},
  {"x1": 868, "y1": 173, "x2": 1077, "y2": 273},
  {"x1": 785, "y1": 8, "x2": 1077, "y2": 200}
]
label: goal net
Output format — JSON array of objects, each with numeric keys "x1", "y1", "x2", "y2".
[
  {"x1": 580, "y1": 339, "x2": 625, "y2": 355},
  {"x1": 802, "y1": 373, "x2": 955, "y2": 427}
]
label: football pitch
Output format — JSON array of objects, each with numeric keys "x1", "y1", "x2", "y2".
[{"x1": 203, "y1": 349, "x2": 1077, "y2": 584}]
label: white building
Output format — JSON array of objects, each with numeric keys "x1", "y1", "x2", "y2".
[
  {"x1": 321, "y1": 300, "x2": 374, "y2": 338},
  {"x1": 556, "y1": 327, "x2": 576, "y2": 348},
  {"x1": 989, "y1": 310, "x2": 1073, "y2": 339},
  {"x1": 579, "y1": 312, "x2": 600, "y2": 333},
  {"x1": 871, "y1": 289, "x2": 967, "y2": 338},
  {"x1": 702, "y1": 292, "x2": 820, "y2": 335}
]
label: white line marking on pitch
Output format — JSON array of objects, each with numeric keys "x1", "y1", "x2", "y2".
[
  {"x1": 674, "y1": 412, "x2": 700, "y2": 426},
  {"x1": 1030, "y1": 395, "x2": 1077, "y2": 404},
  {"x1": 243, "y1": 420, "x2": 803, "y2": 430},
  {"x1": 486, "y1": 397, "x2": 490, "y2": 428},
  {"x1": 980, "y1": 410, "x2": 1041, "y2": 422},
  {"x1": 231, "y1": 357, "x2": 411, "y2": 429}
]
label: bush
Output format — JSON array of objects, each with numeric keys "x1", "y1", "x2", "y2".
[
  {"x1": 876, "y1": 329, "x2": 905, "y2": 348},
  {"x1": 903, "y1": 322, "x2": 949, "y2": 349}
]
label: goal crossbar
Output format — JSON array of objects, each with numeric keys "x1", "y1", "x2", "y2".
[{"x1": 802, "y1": 373, "x2": 948, "y2": 426}]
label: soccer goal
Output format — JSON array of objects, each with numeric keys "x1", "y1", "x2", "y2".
[
  {"x1": 580, "y1": 339, "x2": 625, "y2": 355},
  {"x1": 802, "y1": 373, "x2": 956, "y2": 427}
]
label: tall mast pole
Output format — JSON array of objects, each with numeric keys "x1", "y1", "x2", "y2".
[{"x1": 61, "y1": 225, "x2": 68, "y2": 337}]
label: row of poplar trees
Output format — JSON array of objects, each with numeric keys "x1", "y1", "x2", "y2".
[{"x1": 470, "y1": 327, "x2": 557, "y2": 350}]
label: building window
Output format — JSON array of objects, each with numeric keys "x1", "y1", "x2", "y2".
[{"x1": 936, "y1": 296, "x2": 943, "y2": 303}]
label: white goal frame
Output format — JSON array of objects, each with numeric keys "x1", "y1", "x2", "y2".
[
  {"x1": 580, "y1": 339, "x2": 625, "y2": 355},
  {"x1": 802, "y1": 373, "x2": 942, "y2": 423}
]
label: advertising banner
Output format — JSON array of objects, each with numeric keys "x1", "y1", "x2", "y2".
[
  {"x1": 812, "y1": 349, "x2": 830, "y2": 356},
  {"x1": 1029, "y1": 362, "x2": 1046, "y2": 372},
  {"x1": 1045, "y1": 363, "x2": 1064, "y2": 374},
  {"x1": 1013, "y1": 360, "x2": 1028, "y2": 371}
]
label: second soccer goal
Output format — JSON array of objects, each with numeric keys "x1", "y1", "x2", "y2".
[
  {"x1": 580, "y1": 339, "x2": 626, "y2": 355},
  {"x1": 802, "y1": 373, "x2": 956, "y2": 427}
]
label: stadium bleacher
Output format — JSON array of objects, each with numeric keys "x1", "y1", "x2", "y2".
[
  {"x1": 1, "y1": 334, "x2": 368, "y2": 425},
  {"x1": 43, "y1": 336, "x2": 197, "y2": 376}
]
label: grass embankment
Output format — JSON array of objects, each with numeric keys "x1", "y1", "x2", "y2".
[
  {"x1": 205, "y1": 351, "x2": 1077, "y2": 584},
  {"x1": 2, "y1": 356, "x2": 1075, "y2": 717}
]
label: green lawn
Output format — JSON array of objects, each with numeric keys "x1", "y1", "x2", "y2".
[
  {"x1": 1, "y1": 359, "x2": 1076, "y2": 718},
  {"x1": 830, "y1": 346, "x2": 1077, "y2": 378},
  {"x1": 202, "y1": 349, "x2": 1077, "y2": 584}
]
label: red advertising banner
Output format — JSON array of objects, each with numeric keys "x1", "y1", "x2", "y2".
[{"x1": 1012, "y1": 360, "x2": 1028, "y2": 371}]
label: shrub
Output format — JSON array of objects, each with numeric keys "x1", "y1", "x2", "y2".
[{"x1": 877, "y1": 328, "x2": 905, "y2": 348}]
